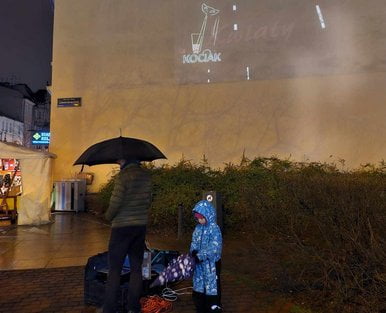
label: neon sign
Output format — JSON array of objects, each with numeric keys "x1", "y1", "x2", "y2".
[{"x1": 32, "y1": 132, "x2": 50, "y2": 145}]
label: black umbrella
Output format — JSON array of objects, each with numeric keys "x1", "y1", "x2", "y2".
[{"x1": 73, "y1": 136, "x2": 166, "y2": 166}]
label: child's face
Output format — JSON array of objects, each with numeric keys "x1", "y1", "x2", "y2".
[
  {"x1": 194, "y1": 212, "x2": 206, "y2": 225},
  {"x1": 197, "y1": 217, "x2": 206, "y2": 225}
]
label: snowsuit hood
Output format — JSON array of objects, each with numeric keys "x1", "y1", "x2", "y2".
[{"x1": 193, "y1": 200, "x2": 217, "y2": 225}]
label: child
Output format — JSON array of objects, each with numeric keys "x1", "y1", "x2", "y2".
[{"x1": 190, "y1": 200, "x2": 223, "y2": 313}]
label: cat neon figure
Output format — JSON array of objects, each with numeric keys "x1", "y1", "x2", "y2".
[{"x1": 191, "y1": 3, "x2": 220, "y2": 54}]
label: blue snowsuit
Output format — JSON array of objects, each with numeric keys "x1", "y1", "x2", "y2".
[{"x1": 190, "y1": 200, "x2": 222, "y2": 296}]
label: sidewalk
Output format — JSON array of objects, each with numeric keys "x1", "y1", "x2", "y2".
[
  {"x1": 0, "y1": 213, "x2": 110, "y2": 270},
  {"x1": 0, "y1": 265, "x2": 292, "y2": 313},
  {"x1": 0, "y1": 213, "x2": 292, "y2": 313}
]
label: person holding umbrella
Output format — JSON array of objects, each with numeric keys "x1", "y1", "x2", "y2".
[
  {"x1": 73, "y1": 136, "x2": 166, "y2": 313},
  {"x1": 101, "y1": 158, "x2": 152, "y2": 313},
  {"x1": 190, "y1": 200, "x2": 223, "y2": 313}
]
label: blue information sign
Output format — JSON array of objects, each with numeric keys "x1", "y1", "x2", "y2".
[{"x1": 32, "y1": 132, "x2": 50, "y2": 145}]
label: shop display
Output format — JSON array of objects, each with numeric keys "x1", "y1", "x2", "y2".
[{"x1": 0, "y1": 158, "x2": 22, "y2": 197}]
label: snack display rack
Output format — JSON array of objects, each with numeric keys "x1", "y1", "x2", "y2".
[{"x1": 0, "y1": 159, "x2": 22, "y2": 225}]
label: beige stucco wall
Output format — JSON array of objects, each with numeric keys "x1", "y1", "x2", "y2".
[{"x1": 51, "y1": 0, "x2": 386, "y2": 192}]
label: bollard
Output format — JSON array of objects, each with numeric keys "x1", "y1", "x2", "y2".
[{"x1": 202, "y1": 191, "x2": 223, "y2": 233}]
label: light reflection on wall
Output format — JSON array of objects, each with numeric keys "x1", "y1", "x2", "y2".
[{"x1": 174, "y1": 0, "x2": 386, "y2": 84}]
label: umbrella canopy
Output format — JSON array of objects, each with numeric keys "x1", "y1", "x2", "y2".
[
  {"x1": 73, "y1": 136, "x2": 166, "y2": 166},
  {"x1": 150, "y1": 253, "x2": 196, "y2": 288}
]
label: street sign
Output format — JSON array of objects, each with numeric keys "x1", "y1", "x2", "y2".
[{"x1": 57, "y1": 97, "x2": 82, "y2": 107}]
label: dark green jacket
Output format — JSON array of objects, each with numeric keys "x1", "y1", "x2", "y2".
[{"x1": 105, "y1": 163, "x2": 152, "y2": 227}]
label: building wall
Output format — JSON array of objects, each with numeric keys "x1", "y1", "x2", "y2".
[
  {"x1": 0, "y1": 85, "x2": 38, "y2": 148},
  {"x1": 22, "y1": 99, "x2": 36, "y2": 148},
  {"x1": 51, "y1": 0, "x2": 386, "y2": 192},
  {"x1": 0, "y1": 85, "x2": 24, "y2": 121},
  {"x1": 0, "y1": 116, "x2": 23, "y2": 145}
]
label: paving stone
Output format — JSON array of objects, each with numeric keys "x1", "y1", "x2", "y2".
[{"x1": 0, "y1": 267, "x2": 264, "y2": 313}]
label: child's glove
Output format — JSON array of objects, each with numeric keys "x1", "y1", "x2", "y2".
[{"x1": 191, "y1": 250, "x2": 201, "y2": 263}]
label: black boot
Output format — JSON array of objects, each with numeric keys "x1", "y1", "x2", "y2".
[
  {"x1": 192, "y1": 291, "x2": 207, "y2": 313},
  {"x1": 208, "y1": 304, "x2": 222, "y2": 312},
  {"x1": 206, "y1": 295, "x2": 222, "y2": 313}
]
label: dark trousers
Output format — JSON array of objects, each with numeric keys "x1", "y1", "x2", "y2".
[
  {"x1": 192, "y1": 260, "x2": 222, "y2": 313},
  {"x1": 103, "y1": 225, "x2": 146, "y2": 313}
]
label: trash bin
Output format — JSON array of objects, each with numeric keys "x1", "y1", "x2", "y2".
[{"x1": 54, "y1": 179, "x2": 86, "y2": 212}]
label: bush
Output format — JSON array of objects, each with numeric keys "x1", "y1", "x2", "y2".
[
  {"x1": 97, "y1": 157, "x2": 386, "y2": 312},
  {"x1": 243, "y1": 160, "x2": 386, "y2": 313},
  {"x1": 98, "y1": 169, "x2": 118, "y2": 211},
  {"x1": 149, "y1": 158, "x2": 215, "y2": 232}
]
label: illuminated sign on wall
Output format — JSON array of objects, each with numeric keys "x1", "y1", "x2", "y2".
[
  {"x1": 182, "y1": 3, "x2": 222, "y2": 64},
  {"x1": 32, "y1": 132, "x2": 50, "y2": 145},
  {"x1": 57, "y1": 97, "x2": 82, "y2": 107}
]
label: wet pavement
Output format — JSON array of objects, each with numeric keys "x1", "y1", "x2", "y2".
[
  {"x1": 0, "y1": 213, "x2": 291, "y2": 313},
  {"x1": 0, "y1": 213, "x2": 110, "y2": 270},
  {"x1": 1, "y1": 265, "x2": 269, "y2": 313}
]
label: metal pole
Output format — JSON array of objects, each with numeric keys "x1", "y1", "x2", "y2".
[{"x1": 177, "y1": 203, "x2": 183, "y2": 239}]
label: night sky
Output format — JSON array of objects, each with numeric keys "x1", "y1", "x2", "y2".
[{"x1": 0, "y1": 0, "x2": 54, "y2": 92}]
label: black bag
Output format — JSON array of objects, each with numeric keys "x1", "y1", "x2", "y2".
[
  {"x1": 84, "y1": 252, "x2": 110, "y2": 307},
  {"x1": 84, "y1": 249, "x2": 179, "y2": 309}
]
